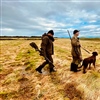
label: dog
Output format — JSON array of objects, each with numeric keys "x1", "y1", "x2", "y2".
[{"x1": 80, "y1": 52, "x2": 98, "y2": 73}]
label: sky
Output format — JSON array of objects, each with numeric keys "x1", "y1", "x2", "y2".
[{"x1": 0, "y1": 0, "x2": 100, "y2": 38}]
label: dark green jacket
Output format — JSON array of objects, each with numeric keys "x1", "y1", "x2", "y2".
[{"x1": 40, "y1": 33, "x2": 54, "y2": 57}]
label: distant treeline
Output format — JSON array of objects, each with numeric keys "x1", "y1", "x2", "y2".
[
  {"x1": 0, "y1": 36, "x2": 41, "y2": 40},
  {"x1": 1, "y1": 36, "x2": 99, "y2": 40},
  {"x1": 0, "y1": 36, "x2": 58, "y2": 40},
  {"x1": 80, "y1": 37, "x2": 100, "y2": 41},
  {"x1": 0, "y1": 36, "x2": 41, "y2": 38}
]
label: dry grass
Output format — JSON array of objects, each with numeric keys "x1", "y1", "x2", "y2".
[{"x1": 0, "y1": 39, "x2": 100, "y2": 100}]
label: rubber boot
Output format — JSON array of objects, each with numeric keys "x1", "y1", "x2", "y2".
[
  {"x1": 73, "y1": 63, "x2": 78, "y2": 72},
  {"x1": 50, "y1": 67, "x2": 56, "y2": 73},
  {"x1": 74, "y1": 64, "x2": 81, "y2": 72},
  {"x1": 70, "y1": 63, "x2": 75, "y2": 71},
  {"x1": 70, "y1": 63, "x2": 81, "y2": 72},
  {"x1": 35, "y1": 65, "x2": 44, "y2": 73},
  {"x1": 36, "y1": 61, "x2": 48, "y2": 73}
]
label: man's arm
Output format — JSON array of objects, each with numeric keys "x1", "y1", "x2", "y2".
[
  {"x1": 71, "y1": 37, "x2": 80, "y2": 57},
  {"x1": 71, "y1": 37, "x2": 80, "y2": 47},
  {"x1": 41, "y1": 36, "x2": 49, "y2": 57}
]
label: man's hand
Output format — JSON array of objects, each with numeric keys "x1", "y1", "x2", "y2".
[{"x1": 79, "y1": 44, "x2": 81, "y2": 47}]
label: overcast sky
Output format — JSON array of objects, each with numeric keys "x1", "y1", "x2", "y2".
[{"x1": 1, "y1": 0, "x2": 100, "y2": 37}]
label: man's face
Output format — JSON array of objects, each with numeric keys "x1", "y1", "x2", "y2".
[
  {"x1": 48, "y1": 33, "x2": 53, "y2": 37},
  {"x1": 75, "y1": 32, "x2": 79, "y2": 36}
]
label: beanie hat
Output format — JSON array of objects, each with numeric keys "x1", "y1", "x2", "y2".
[
  {"x1": 48, "y1": 30, "x2": 54, "y2": 35},
  {"x1": 73, "y1": 30, "x2": 79, "y2": 34}
]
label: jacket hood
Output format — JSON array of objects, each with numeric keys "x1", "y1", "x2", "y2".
[{"x1": 42, "y1": 33, "x2": 54, "y2": 42}]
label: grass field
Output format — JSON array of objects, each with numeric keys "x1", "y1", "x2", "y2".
[{"x1": 0, "y1": 39, "x2": 100, "y2": 100}]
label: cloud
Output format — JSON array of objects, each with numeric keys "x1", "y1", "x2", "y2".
[
  {"x1": 1, "y1": 0, "x2": 100, "y2": 37},
  {"x1": 30, "y1": 17, "x2": 66, "y2": 29},
  {"x1": 82, "y1": 25, "x2": 98, "y2": 29},
  {"x1": 1, "y1": 28, "x2": 14, "y2": 32},
  {"x1": 1, "y1": 28, "x2": 14, "y2": 36}
]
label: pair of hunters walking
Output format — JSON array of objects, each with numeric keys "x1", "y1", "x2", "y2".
[{"x1": 30, "y1": 30, "x2": 98, "y2": 74}]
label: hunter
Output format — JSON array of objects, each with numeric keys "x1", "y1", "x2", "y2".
[
  {"x1": 70, "y1": 30, "x2": 82, "y2": 72},
  {"x1": 35, "y1": 30, "x2": 56, "y2": 73}
]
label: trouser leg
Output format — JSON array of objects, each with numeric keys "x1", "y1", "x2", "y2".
[
  {"x1": 70, "y1": 56, "x2": 81, "y2": 72},
  {"x1": 47, "y1": 55, "x2": 53, "y2": 68},
  {"x1": 46, "y1": 55, "x2": 56, "y2": 72},
  {"x1": 36, "y1": 61, "x2": 48, "y2": 73},
  {"x1": 36, "y1": 55, "x2": 55, "y2": 73}
]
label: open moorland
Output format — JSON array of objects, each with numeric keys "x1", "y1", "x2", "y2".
[{"x1": 0, "y1": 38, "x2": 100, "y2": 100}]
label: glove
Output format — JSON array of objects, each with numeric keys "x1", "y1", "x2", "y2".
[
  {"x1": 40, "y1": 48, "x2": 46, "y2": 57},
  {"x1": 79, "y1": 44, "x2": 81, "y2": 47}
]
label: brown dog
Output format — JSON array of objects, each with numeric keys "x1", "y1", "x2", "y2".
[{"x1": 80, "y1": 52, "x2": 98, "y2": 73}]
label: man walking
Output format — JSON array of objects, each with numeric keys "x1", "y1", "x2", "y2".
[
  {"x1": 70, "y1": 30, "x2": 82, "y2": 72},
  {"x1": 35, "y1": 30, "x2": 56, "y2": 73}
]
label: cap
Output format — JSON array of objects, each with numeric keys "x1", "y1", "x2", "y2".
[
  {"x1": 73, "y1": 30, "x2": 80, "y2": 34},
  {"x1": 48, "y1": 30, "x2": 54, "y2": 35}
]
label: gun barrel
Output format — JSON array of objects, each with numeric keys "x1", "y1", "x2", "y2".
[{"x1": 67, "y1": 30, "x2": 90, "y2": 54}]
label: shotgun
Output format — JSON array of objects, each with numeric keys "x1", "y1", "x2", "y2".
[
  {"x1": 30, "y1": 42, "x2": 55, "y2": 67},
  {"x1": 67, "y1": 30, "x2": 90, "y2": 54}
]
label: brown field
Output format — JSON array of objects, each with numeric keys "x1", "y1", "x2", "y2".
[{"x1": 0, "y1": 39, "x2": 100, "y2": 100}]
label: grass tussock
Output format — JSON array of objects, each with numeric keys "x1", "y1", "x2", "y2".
[
  {"x1": 77, "y1": 71, "x2": 100, "y2": 100},
  {"x1": 64, "y1": 82, "x2": 84, "y2": 100}
]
